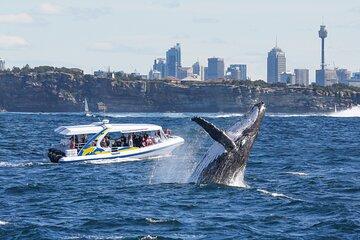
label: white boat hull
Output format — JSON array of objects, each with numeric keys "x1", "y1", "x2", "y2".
[{"x1": 58, "y1": 136, "x2": 184, "y2": 163}]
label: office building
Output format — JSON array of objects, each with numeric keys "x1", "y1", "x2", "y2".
[
  {"x1": 336, "y1": 68, "x2": 351, "y2": 85},
  {"x1": 267, "y1": 46, "x2": 286, "y2": 83},
  {"x1": 148, "y1": 69, "x2": 161, "y2": 80},
  {"x1": 177, "y1": 67, "x2": 193, "y2": 79},
  {"x1": 192, "y1": 61, "x2": 200, "y2": 75},
  {"x1": 153, "y1": 58, "x2": 166, "y2": 79},
  {"x1": 294, "y1": 69, "x2": 310, "y2": 86},
  {"x1": 207, "y1": 57, "x2": 224, "y2": 80},
  {"x1": 192, "y1": 61, "x2": 205, "y2": 81},
  {"x1": 227, "y1": 64, "x2": 247, "y2": 81},
  {"x1": 316, "y1": 69, "x2": 338, "y2": 86},
  {"x1": 166, "y1": 43, "x2": 181, "y2": 78},
  {"x1": 280, "y1": 72, "x2": 295, "y2": 85}
]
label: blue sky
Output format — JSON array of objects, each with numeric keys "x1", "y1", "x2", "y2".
[{"x1": 0, "y1": 0, "x2": 359, "y2": 80}]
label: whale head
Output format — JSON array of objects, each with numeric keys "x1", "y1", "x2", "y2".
[{"x1": 190, "y1": 102, "x2": 266, "y2": 185}]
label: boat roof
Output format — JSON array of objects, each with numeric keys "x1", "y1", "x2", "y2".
[{"x1": 55, "y1": 121, "x2": 162, "y2": 136}]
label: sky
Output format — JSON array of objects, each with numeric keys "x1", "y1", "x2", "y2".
[{"x1": 0, "y1": 0, "x2": 359, "y2": 81}]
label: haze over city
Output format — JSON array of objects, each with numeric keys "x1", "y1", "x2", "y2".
[{"x1": 0, "y1": 0, "x2": 359, "y2": 80}]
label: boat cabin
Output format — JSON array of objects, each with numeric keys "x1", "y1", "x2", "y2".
[{"x1": 54, "y1": 120, "x2": 172, "y2": 157}]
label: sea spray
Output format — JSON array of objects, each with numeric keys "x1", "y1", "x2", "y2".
[
  {"x1": 328, "y1": 105, "x2": 360, "y2": 117},
  {"x1": 228, "y1": 165, "x2": 248, "y2": 188},
  {"x1": 149, "y1": 131, "x2": 203, "y2": 184}
]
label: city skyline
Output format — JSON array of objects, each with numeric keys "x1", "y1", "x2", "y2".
[{"x1": 0, "y1": 0, "x2": 359, "y2": 81}]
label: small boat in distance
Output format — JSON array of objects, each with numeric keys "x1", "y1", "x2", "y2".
[
  {"x1": 48, "y1": 119, "x2": 185, "y2": 163},
  {"x1": 84, "y1": 98, "x2": 92, "y2": 117}
]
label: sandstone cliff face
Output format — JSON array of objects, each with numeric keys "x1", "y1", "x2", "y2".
[{"x1": 0, "y1": 72, "x2": 359, "y2": 113}]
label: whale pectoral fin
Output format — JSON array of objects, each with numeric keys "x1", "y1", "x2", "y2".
[{"x1": 192, "y1": 117, "x2": 236, "y2": 151}]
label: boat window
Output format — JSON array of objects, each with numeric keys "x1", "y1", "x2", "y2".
[
  {"x1": 63, "y1": 134, "x2": 94, "y2": 150},
  {"x1": 111, "y1": 132, "x2": 129, "y2": 149}
]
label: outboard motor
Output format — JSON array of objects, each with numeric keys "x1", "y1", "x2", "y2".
[{"x1": 48, "y1": 148, "x2": 65, "y2": 163}]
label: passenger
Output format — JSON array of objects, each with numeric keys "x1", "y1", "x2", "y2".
[
  {"x1": 146, "y1": 136, "x2": 153, "y2": 146},
  {"x1": 81, "y1": 134, "x2": 88, "y2": 145},
  {"x1": 114, "y1": 137, "x2": 122, "y2": 148},
  {"x1": 75, "y1": 135, "x2": 79, "y2": 148},
  {"x1": 92, "y1": 140, "x2": 98, "y2": 146},
  {"x1": 141, "y1": 135, "x2": 147, "y2": 147},
  {"x1": 134, "y1": 135, "x2": 142, "y2": 147},
  {"x1": 128, "y1": 134, "x2": 133, "y2": 147},
  {"x1": 164, "y1": 129, "x2": 171, "y2": 137},
  {"x1": 154, "y1": 131, "x2": 161, "y2": 144},
  {"x1": 69, "y1": 136, "x2": 76, "y2": 149},
  {"x1": 120, "y1": 134, "x2": 127, "y2": 147}
]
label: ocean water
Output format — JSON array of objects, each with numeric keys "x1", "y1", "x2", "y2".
[{"x1": 0, "y1": 109, "x2": 359, "y2": 239}]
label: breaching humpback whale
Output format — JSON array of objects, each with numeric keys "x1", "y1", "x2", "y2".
[{"x1": 190, "y1": 102, "x2": 266, "y2": 185}]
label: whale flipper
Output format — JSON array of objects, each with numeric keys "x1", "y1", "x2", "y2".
[{"x1": 191, "y1": 117, "x2": 236, "y2": 151}]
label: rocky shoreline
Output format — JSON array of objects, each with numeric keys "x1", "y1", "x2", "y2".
[{"x1": 0, "y1": 70, "x2": 359, "y2": 113}]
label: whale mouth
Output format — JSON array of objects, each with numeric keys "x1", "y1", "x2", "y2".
[{"x1": 254, "y1": 101, "x2": 266, "y2": 112}]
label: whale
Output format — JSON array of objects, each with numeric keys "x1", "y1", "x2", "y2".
[{"x1": 190, "y1": 102, "x2": 266, "y2": 185}]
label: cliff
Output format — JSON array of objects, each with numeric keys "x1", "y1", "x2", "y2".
[{"x1": 0, "y1": 71, "x2": 359, "y2": 113}]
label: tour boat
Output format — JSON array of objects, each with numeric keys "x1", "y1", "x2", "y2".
[{"x1": 48, "y1": 120, "x2": 185, "y2": 163}]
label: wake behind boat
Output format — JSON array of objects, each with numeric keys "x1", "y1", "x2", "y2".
[{"x1": 48, "y1": 120, "x2": 184, "y2": 163}]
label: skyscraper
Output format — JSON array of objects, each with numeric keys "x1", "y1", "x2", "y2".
[
  {"x1": 294, "y1": 69, "x2": 310, "y2": 86},
  {"x1": 192, "y1": 61, "x2": 200, "y2": 75},
  {"x1": 207, "y1": 57, "x2": 224, "y2": 80},
  {"x1": 226, "y1": 64, "x2": 247, "y2": 81},
  {"x1": 267, "y1": 46, "x2": 286, "y2": 84},
  {"x1": 192, "y1": 61, "x2": 205, "y2": 81},
  {"x1": 153, "y1": 58, "x2": 166, "y2": 79},
  {"x1": 166, "y1": 43, "x2": 181, "y2": 78}
]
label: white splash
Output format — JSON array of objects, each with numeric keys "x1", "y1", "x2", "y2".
[
  {"x1": 328, "y1": 105, "x2": 360, "y2": 118},
  {"x1": 228, "y1": 166, "x2": 248, "y2": 188},
  {"x1": 150, "y1": 141, "x2": 199, "y2": 184},
  {"x1": 0, "y1": 220, "x2": 9, "y2": 225},
  {"x1": 286, "y1": 171, "x2": 308, "y2": 176},
  {"x1": 257, "y1": 189, "x2": 297, "y2": 200}
]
